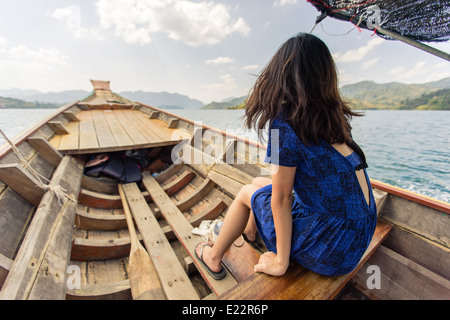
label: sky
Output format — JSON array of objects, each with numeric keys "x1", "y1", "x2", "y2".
[{"x1": 0, "y1": 0, "x2": 449, "y2": 104}]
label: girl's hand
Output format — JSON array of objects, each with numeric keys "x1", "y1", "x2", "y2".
[{"x1": 254, "y1": 252, "x2": 289, "y2": 277}]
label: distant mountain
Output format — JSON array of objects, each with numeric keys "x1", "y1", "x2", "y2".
[
  {"x1": 119, "y1": 91, "x2": 204, "y2": 109},
  {"x1": 0, "y1": 89, "x2": 91, "y2": 105},
  {"x1": 2, "y1": 76, "x2": 448, "y2": 110},
  {"x1": 341, "y1": 77, "x2": 450, "y2": 110},
  {"x1": 0, "y1": 96, "x2": 59, "y2": 109},
  {"x1": 0, "y1": 89, "x2": 205, "y2": 109}
]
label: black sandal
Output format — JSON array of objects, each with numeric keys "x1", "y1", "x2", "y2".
[{"x1": 195, "y1": 242, "x2": 226, "y2": 280}]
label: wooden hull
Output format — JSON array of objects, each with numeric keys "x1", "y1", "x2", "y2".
[{"x1": 0, "y1": 87, "x2": 449, "y2": 300}]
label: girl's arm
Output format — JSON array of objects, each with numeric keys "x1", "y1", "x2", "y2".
[{"x1": 254, "y1": 164, "x2": 296, "y2": 276}]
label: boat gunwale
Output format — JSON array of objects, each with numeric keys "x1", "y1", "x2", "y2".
[
  {"x1": 370, "y1": 179, "x2": 450, "y2": 215},
  {"x1": 137, "y1": 102, "x2": 265, "y2": 150},
  {"x1": 0, "y1": 100, "x2": 80, "y2": 160}
]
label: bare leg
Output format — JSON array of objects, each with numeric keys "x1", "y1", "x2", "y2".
[
  {"x1": 195, "y1": 184, "x2": 259, "y2": 273},
  {"x1": 243, "y1": 211, "x2": 257, "y2": 242},
  {"x1": 243, "y1": 177, "x2": 272, "y2": 241},
  {"x1": 195, "y1": 177, "x2": 272, "y2": 273}
]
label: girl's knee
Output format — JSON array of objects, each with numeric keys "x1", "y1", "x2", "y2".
[
  {"x1": 238, "y1": 184, "x2": 259, "y2": 201},
  {"x1": 251, "y1": 177, "x2": 260, "y2": 185},
  {"x1": 237, "y1": 184, "x2": 258, "y2": 208},
  {"x1": 240, "y1": 184, "x2": 256, "y2": 196},
  {"x1": 252, "y1": 177, "x2": 272, "y2": 188}
]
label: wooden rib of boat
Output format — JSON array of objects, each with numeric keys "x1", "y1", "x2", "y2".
[{"x1": 0, "y1": 80, "x2": 448, "y2": 300}]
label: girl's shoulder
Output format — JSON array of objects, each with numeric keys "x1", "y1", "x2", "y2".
[
  {"x1": 270, "y1": 115, "x2": 335, "y2": 157},
  {"x1": 270, "y1": 115, "x2": 298, "y2": 138},
  {"x1": 270, "y1": 115, "x2": 306, "y2": 150}
]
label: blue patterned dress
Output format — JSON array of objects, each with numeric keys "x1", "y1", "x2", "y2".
[{"x1": 251, "y1": 116, "x2": 377, "y2": 276}]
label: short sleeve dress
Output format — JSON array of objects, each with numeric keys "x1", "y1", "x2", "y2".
[{"x1": 251, "y1": 116, "x2": 377, "y2": 276}]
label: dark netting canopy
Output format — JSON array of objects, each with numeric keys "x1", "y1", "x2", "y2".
[{"x1": 308, "y1": 0, "x2": 450, "y2": 42}]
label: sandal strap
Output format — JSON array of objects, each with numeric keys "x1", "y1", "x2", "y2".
[
  {"x1": 198, "y1": 242, "x2": 212, "y2": 260},
  {"x1": 233, "y1": 235, "x2": 245, "y2": 247}
]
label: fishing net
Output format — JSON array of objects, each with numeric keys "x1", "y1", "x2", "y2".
[{"x1": 308, "y1": 0, "x2": 450, "y2": 42}]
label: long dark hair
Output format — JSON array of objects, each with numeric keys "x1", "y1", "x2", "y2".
[{"x1": 245, "y1": 33, "x2": 362, "y2": 145}]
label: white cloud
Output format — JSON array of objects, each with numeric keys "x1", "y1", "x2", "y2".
[
  {"x1": 0, "y1": 36, "x2": 8, "y2": 47},
  {"x1": 205, "y1": 73, "x2": 238, "y2": 90},
  {"x1": 361, "y1": 58, "x2": 379, "y2": 70},
  {"x1": 274, "y1": 0, "x2": 298, "y2": 7},
  {"x1": 388, "y1": 61, "x2": 427, "y2": 80},
  {"x1": 387, "y1": 60, "x2": 450, "y2": 83},
  {"x1": 334, "y1": 37, "x2": 384, "y2": 63},
  {"x1": 336, "y1": 68, "x2": 355, "y2": 86},
  {"x1": 434, "y1": 62, "x2": 448, "y2": 69},
  {"x1": 2, "y1": 45, "x2": 69, "y2": 68},
  {"x1": 206, "y1": 57, "x2": 235, "y2": 65},
  {"x1": 242, "y1": 64, "x2": 260, "y2": 71},
  {"x1": 0, "y1": 40, "x2": 70, "y2": 89},
  {"x1": 52, "y1": 5, "x2": 104, "y2": 40},
  {"x1": 96, "y1": 0, "x2": 250, "y2": 46},
  {"x1": 52, "y1": 6, "x2": 81, "y2": 28}
]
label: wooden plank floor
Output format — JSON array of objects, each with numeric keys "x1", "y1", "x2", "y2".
[
  {"x1": 51, "y1": 109, "x2": 190, "y2": 154},
  {"x1": 142, "y1": 173, "x2": 239, "y2": 296},
  {"x1": 121, "y1": 183, "x2": 200, "y2": 300}
]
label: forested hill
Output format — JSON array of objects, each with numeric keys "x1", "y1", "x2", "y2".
[
  {"x1": 396, "y1": 88, "x2": 450, "y2": 110},
  {"x1": 0, "y1": 89, "x2": 204, "y2": 110},
  {"x1": 340, "y1": 77, "x2": 450, "y2": 110},
  {"x1": 0, "y1": 96, "x2": 59, "y2": 109},
  {"x1": 202, "y1": 97, "x2": 246, "y2": 110}
]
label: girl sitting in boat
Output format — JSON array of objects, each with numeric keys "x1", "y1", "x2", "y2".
[{"x1": 195, "y1": 33, "x2": 377, "y2": 280}]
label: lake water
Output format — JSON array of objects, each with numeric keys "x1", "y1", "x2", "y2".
[{"x1": 0, "y1": 108, "x2": 449, "y2": 203}]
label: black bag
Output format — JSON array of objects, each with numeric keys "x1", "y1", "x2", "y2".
[{"x1": 85, "y1": 153, "x2": 142, "y2": 183}]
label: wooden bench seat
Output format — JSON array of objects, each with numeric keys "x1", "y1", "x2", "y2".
[
  {"x1": 219, "y1": 220, "x2": 392, "y2": 300},
  {"x1": 78, "y1": 169, "x2": 196, "y2": 210}
]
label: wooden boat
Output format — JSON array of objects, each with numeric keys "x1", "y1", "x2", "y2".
[{"x1": 0, "y1": 80, "x2": 448, "y2": 300}]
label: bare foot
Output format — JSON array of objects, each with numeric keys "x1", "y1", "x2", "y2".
[{"x1": 195, "y1": 242, "x2": 222, "y2": 273}]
